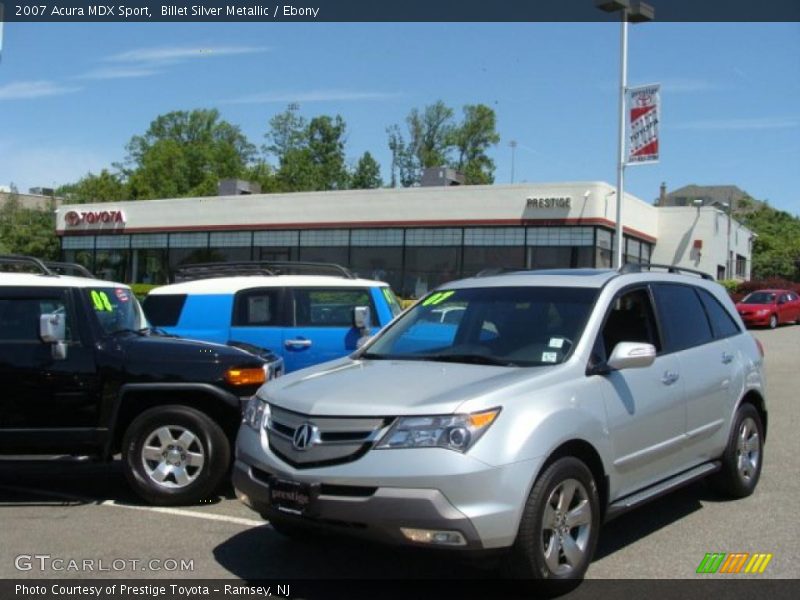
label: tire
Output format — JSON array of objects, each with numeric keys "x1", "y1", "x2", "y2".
[
  {"x1": 507, "y1": 457, "x2": 600, "y2": 592},
  {"x1": 709, "y1": 403, "x2": 764, "y2": 498},
  {"x1": 122, "y1": 404, "x2": 231, "y2": 506},
  {"x1": 768, "y1": 314, "x2": 778, "y2": 329}
]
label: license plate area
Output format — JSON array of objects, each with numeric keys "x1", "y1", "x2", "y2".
[{"x1": 268, "y1": 477, "x2": 319, "y2": 515}]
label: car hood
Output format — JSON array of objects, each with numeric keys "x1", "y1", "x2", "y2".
[
  {"x1": 262, "y1": 358, "x2": 545, "y2": 416},
  {"x1": 122, "y1": 334, "x2": 264, "y2": 368},
  {"x1": 736, "y1": 303, "x2": 773, "y2": 312}
]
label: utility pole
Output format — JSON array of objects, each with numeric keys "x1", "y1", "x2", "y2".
[{"x1": 509, "y1": 140, "x2": 517, "y2": 183}]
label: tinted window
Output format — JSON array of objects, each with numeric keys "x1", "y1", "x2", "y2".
[
  {"x1": 698, "y1": 290, "x2": 740, "y2": 339},
  {"x1": 601, "y1": 288, "x2": 661, "y2": 358},
  {"x1": 84, "y1": 288, "x2": 147, "y2": 335},
  {"x1": 0, "y1": 297, "x2": 74, "y2": 341},
  {"x1": 741, "y1": 292, "x2": 776, "y2": 304},
  {"x1": 293, "y1": 288, "x2": 372, "y2": 327},
  {"x1": 233, "y1": 289, "x2": 282, "y2": 326},
  {"x1": 652, "y1": 284, "x2": 714, "y2": 352},
  {"x1": 142, "y1": 294, "x2": 187, "y2": 327}
]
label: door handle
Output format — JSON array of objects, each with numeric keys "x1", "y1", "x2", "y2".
[
  {"x1": 661, "y1": 371, "x2": 680, "y2": 385},
  {"x1": 721, "y1": 352, "x2": 734, "y2": 364},
  {"x1": 285, "y1": 339, "x2": 312, "y2": 349}
]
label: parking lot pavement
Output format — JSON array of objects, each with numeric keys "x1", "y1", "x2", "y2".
[{"x1": 0, "y1": 326, "x2": 797, "y2": 581}]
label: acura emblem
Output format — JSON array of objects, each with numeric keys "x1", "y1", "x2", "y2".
[{"x1": 292, "y1": 423, "x2": 318, "y2": 451}]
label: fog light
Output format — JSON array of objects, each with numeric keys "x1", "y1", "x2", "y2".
[
  {"x1": 400, "y1": 528, "x2": 467, "y2": 546},
  {"x1": 235, "y1": 488, "x2": 252, "y2": 507}
]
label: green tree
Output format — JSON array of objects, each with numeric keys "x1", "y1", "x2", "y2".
[
  {"x1": 264, "y1": 108, "x2": 350, "y2": 191},
  {"x1": 387, "y1": 101, "x2": 499, "y2": 186},
  {"x1": 57, "y1": 169, "x2": 129, "y2": 204},
  {"x1": 351, "y1": 152, "x2": 382, "y2": 189},
  {"x1": 122, "y1": 109, "x2": 256, "y2": 199},
  {"x1": 738, "y1": 203, "x2": 800, "y2": 280},
  {"x1": 0, "y1": 187, "x2": 60, "y2": 260},
  {"x1": 452, "y1": 104, "x2": 500, "y2": 184}
]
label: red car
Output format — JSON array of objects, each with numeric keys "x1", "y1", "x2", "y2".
[{"x1": 736, "y1": 289, "x2": 800, "y2": 328}]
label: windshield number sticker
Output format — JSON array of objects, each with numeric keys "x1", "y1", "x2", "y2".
[
  {"x1": 423, "y1": 290, "x2": 455, "y2": 307},
  {"x1": 90, "y1": 290, "x2": 113, "y2": 312},
  {"x1": 549, "y1": 338, "x2": 565, "y2": 349},
  {"x1": 542, "y1": 352, "x2": 558, "y2": 363}
]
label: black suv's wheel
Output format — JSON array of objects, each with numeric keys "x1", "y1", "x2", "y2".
[
  {"x1": 709, "y1": 403, "x2": 764, "y2": 498},
  {"x1": 122, "y1": 405, "x2": 230, "y2": 506},
  {"x1": 508, "y1": 457, "x2": 600, "y2": 591}
]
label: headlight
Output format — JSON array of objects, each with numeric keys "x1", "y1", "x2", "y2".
[
  {"x1": 757, "y1": 309, "x2": 770, "y2": 316},
  {"x1": 376, "y1": 408, "x2": 500, "y2": 453},
  {"x1": 243, "y1": 396, "x2": 269, "y2": 430}
]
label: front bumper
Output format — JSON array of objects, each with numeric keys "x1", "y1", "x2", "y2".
[
  {"x1": 738, "y1": 313, "x2": 771, "y2": 327},
  {"x1": 234, "y1": 424, "x2": 540, "y2": 550}
]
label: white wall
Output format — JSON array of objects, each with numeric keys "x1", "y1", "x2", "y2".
[{"x1": 651, "y1": 207, "x2": 754, "y2": 280}]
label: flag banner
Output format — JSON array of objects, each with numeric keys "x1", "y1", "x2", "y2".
[{"x1": 627, "y1": 84, "x2": 660, "y2": 165}]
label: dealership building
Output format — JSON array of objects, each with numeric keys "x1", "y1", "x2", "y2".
[{"x1": 55, "y1": 180, "x2": 754, "y2": 297}]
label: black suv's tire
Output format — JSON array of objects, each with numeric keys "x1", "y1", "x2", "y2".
[
  {"x1": 709, "y1": 403, "x2": 764, "y2": 498},
  {"x1": 507, "y1": 457, "x2": 600, "y2": 593},
  {"x1": 122, "y1": 405, "x2": 230, "y2": 506}
]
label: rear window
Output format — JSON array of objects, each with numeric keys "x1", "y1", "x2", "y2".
[
  {"x1": 652, "y1": 284, "x2": 714, "y2": 352},
  {"x1": 142, "y1": 294, "x2": 187, "y2": 327},
  {"x1": 698, "y1": 289, "x2": 741, "y2": 339}
]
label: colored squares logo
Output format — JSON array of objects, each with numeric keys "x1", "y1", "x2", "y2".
[{"x1": 696, "y1": 552, "x2": 773, "y2": 574}]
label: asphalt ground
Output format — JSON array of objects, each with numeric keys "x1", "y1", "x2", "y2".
[{"x1": 0, "y1": 326, "x2": 797, "y2": 584}]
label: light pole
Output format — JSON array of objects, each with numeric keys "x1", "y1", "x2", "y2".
[
  {"x1": 596, "y1": 1, "x2": 655, "y2": 268},
  {"x1": 509, "y1": 140, "x2": 517, "y2": 183}
]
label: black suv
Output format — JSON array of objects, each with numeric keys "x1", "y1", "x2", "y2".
[{"x1": 0, "y1": 256, "x2": 272, "y2": 505}]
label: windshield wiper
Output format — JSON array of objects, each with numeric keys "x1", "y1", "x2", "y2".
[{"x1": 422, "y1": 354, "x2": 518, "y2": 367}]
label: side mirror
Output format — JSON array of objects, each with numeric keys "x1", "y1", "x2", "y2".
[
  {"x1": 353, "y1": 306, "x2": 371, "y2": 330},
  {"x1": 40, "y1": 312, "x2": 66, "y2": 343},
  {"x1": 40, "y1": 312, "x2": 68, "y2": 361},
  {"x1": 607, "y1": 342, "x2": 656, "y2": 371}
]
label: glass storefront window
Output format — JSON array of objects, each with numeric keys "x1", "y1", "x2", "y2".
[
  {"x1": 463, "y1": 247, "x2": 525, "y2": 276},
  {"x1": 132, "y1": 249, "x2": 168, "y2": 284},
  {"x1": 349, "y1": 247, "x2": 403, "y2": 289},
  {"x1": 298, "y1": 246, "x2": 349, "y2": 266},
  {"x1": 63, "y1": 249, "x2": 94, "y2": 273},
  {"x1": 402, "y1": 246, "x2": 461, "y2": 298},
  {"x1": 95, "y1": 249, "x2": 131, "y2": 282},
  {"x1": 256, "y1": 246, "x2": 298, "y2": 261}
]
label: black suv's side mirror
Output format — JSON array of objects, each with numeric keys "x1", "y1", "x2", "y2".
[{"x1": 39, "y1": 312, "x2": 68, "y2": 360}]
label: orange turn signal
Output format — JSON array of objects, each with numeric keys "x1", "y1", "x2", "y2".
[
  {"x1": 468, "y1": 409, "x2": 500, "y2": 429},
  {"x1": 225, "y1": 367, "x2": 267, "y2": 386}
]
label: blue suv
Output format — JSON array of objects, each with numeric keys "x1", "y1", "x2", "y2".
[{"x1": 142, "y1": 262, "x2": 402, "y2": 373}]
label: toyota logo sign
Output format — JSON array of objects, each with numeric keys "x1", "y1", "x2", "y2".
[{"x1": 63, "y1": 209, "x2": 126, "y2": 227}]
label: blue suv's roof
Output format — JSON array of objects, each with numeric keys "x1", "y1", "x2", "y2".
[{"x1": 149, "y1": 275, "x2": 388, "y2": 295}]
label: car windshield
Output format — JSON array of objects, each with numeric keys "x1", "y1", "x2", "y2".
[
  {"x1": 742, "y1": 292, "x2": 777, "y2": 304},
  {"x1": 361, "y1": 286, "x2": 599, "y2": 367},
  {"x1": 84, "y1": 287, "x2": 149, "y2": 335}
]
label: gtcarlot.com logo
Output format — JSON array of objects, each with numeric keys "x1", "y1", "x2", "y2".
[
  {"x1": 15, "y1": 554, "x2": 194, "y2": 573},
  {"x1": 696, "y1": 552, "x2": 773, "y2": 574}
]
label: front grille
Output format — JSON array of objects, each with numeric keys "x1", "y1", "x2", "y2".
[{"x1": 266, "y1": 404, "x2": 393, "y2": 469}]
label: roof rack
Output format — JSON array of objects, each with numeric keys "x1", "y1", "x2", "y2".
[
  {"x1": 619, "y1": 262, "x2": 714, "y2": 280},
  {"x1": 173, "y1": 260, "x2": 356, "y2": 282},
  {"x1": 0, "y1": 255, "x2": 58, "y2": 276},
  {"x1": 473, "y1": 267, "x2": 521, "y2": 278},
  {"x1": 44, "y1": 261, "x2": 95, "y2": 279}
]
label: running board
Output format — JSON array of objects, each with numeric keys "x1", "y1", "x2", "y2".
[{"x1": 605, "y1": 461, "x2": 721, "y2": 522}]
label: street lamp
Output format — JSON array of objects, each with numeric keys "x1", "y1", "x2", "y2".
[{"x1": 595, "y1": 0, "x2": 655, "y2": 268}]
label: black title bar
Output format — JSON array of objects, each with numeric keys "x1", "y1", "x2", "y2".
[{"x1": 1, "y1": 0, "x2": 799, "y2": 22}]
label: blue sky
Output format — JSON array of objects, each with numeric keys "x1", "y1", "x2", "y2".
[{"x1": 1, "y1": 22, "x2": 798, "y2": 214}]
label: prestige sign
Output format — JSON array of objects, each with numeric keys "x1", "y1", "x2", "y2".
[
  {"x1": 526, "y1": 196, "x2": 572, "y2": 209},
  {"x1": 64, "y1": 209, "x2": 126, "y2": 227}
]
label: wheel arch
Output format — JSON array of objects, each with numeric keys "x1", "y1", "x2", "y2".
[
  {"x1": 105, "y1": 384, "x2": 241, "y2": 458},
  {"x1": 737, "y1": 389, "x2": 768, "y2": 441}
]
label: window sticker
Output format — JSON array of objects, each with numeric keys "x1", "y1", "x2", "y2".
[
  {"x1": 90, "y1": 290, "x2": 113, "y2": 312},
  {"x1": 115, "y1": 288, "x2": 130, "y2": 303},
  {"x1": 541, "y1": 352, "x2": 558, "y2": 363},
  {"x1": 423, "y1": 290, "x2": 456, "y2": 307},
  {"x1": 549, "y1": 337, "x2": 565, "y2": 349}
]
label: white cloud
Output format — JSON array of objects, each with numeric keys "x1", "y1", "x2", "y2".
[
  {"x1": 226, "y1": 89, "x2": 402, "y2": 104},
  {"x1": 674, "y1": 116, "x2": 800, "y2": 131},
  {"x1": 106, "y1": 45, "x2": 268, "y2": 64},
  {"x1": 0, "y1": 80, "x2": 82, "y2": 100},
  {"x1": 77, "y1": 66, "x2": 161, "y2": 80}
]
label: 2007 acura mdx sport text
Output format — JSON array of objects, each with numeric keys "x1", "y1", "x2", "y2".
[{"x1": 233, "y1": 266, "x2": 767, "y2": 588}]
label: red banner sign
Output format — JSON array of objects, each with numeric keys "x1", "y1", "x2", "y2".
[{"x1": 627, "y1": 84, "x2": 660, "y2": 164}]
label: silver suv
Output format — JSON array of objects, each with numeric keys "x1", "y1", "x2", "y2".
[{"x1": 233, "y1": 266, "x2": 766, "y2": 586}]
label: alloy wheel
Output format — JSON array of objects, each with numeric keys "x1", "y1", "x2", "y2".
[
  {"x1": 736, "y1": 417, "x2": 760, "y2": 482},
  {"x1": 541, "y1": 478, "x2": 593, "y2": 575},
  {"x1": 141, "y1": 425, "x2": 205, "y2": 488}
]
